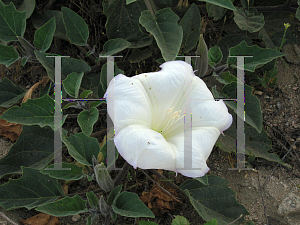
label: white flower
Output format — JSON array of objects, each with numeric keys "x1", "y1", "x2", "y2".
[{"x1": 105, "y1": 61, "x2": 232, "y2": 177}]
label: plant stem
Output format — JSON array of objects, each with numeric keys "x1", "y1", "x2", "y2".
[{"x1": 114, "y1": 161, "x2": 131, "y2": 187}]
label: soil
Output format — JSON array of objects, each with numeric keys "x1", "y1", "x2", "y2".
[{"x1": 1, "y1": 0, "x2": 300, "y2": 225}]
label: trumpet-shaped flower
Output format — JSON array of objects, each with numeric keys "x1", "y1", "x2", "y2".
[{"x1": 105, "y1": 61, "x2": 232, "y2": 177}]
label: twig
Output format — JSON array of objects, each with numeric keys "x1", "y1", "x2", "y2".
[
  {"x1": 150, "y1": 169, "x2": 189, "y2": 201},
  {"x1": 226, "y1": 214, "x2": 243, "y2": 225},
  {"x1": 257, "y1": 172, "x2": 269, "y2": 225},
  {"x1": 0, "y1": 212, "x2": 18, "y2": 225},
  {"x1": 263, "y1": 136, "x2": 300, "y2": 188},
  {"x1": 140, "y1": 170, "x2": 183, "y2": 203}
]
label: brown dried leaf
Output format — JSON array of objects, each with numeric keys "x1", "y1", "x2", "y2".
[
  {"x1": 0, "y1": 118, "x2": 22, "y2": 142},
  {"x1": 22, "y1": 76, "x2": 50, "y2": 103},
  {"x1": 19, "y1": 213, "x2": 60, "y2": 225}
]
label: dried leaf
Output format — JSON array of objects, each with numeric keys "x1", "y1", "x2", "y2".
[
  {"x1": 0, "y1": 118, "x2": 22, "y2": 142},
  {"x1": 19, "y1": 213, "x2": 60, "y2": 225},
  {"x1": 22, "y1": 76, "x2": 50, "y2": 103}
]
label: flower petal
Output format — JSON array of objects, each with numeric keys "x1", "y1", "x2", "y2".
[
  {"x1": 167, "y1": 127, "x2": 220, "y2": 177},
  {"x1": 115, "y1": 125, "x2": 176, "y2": 171},
  {"x1": 106, "y1": 74, "x2": 152, "y2": 133},
  {"x1": 132, "y1": 61, "x2": 195, "y2": 130}
]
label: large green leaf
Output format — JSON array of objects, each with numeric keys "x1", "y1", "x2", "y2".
[
  {"x1": 98, "y1": 62, "x2": 124, "y2": 98},
  {"x1": 197, "y1": 0, "x2": 236, "y2": 10},
  {"x1": 216, "y1": 35, "x2": 252, "y2": 62},
  {"x1": 0, "y1": 0, "x2": 26, "y2": 42},
  {"x1": 33, "y1": 17, "x2": 56, "y2": 51},
  {"x1": 140, "y1": 8, "x2": 183, "y2": 62},
  {"x1": 0, "y1": 44, "x2": 19, "y2": 66},
  {"x1": 3, "y1": 0, "x2": 36, "y2": 19},
  {"x1": 36, "y1": 195, "x2": 88, "y2": 216},
  {"x1": 31, "y1": 10, "x2": 67, "y2": 39},
  {"x1": 102, "y1": 38, "x2": 131, "y2": 56},
  {"x1": 179, "y1": 3, "x2": 201, "y2": 54},
  {"x1": 77, "y1": 107, "x2": 98, "y2": 136},
  {"x1": 227, "y1": 40, "x2": 285, "y2": 72},
  {"x1": 0, "y1": 94, "x2": 65, "y2": 129},
  {"x1": 0, "y1": 167, "x2": 65, "y2": 210},
  {"x1": 62, "y1": 132, "x2": 100, "y2": 166},
  {"x1": 41, "y1": 163, "x2": 85, "y2": 180},
  {"x1": 103, "y1": 0, "x2": 152, "y2": 48},
  {"x1": 212, "y1": 78, "x2": 262, "y2": 133},
  {"x1": 61, "y1": 7, "x2": 89, "y2": 46},
  {"x1": 35, "y1": 51, "x2": 91, "y2": 81},
  {"x1": 112, "y1": 192, "x2": 155, "y2": 218},
  {"x1": 0, "y1": 126, "x2": 57, "y2": 179},
  {"x1": 233, "y1": 8, "x2": 264, "y2": 33},
  {"x1": 0, "y1": 77, "x2": 25, "y2": 108},
  {"x1": 180, "y1": 176, "x2": 249, "y2": 225},
  {"x1": 62, "y1": 72, "x2": 84, "y2": 98},
  {"x1": 216, "y1": 108, "x2": 291, "y2": 168},
  {"x1": 206, "y1": 2, "x2": 227, "y2": 20}
]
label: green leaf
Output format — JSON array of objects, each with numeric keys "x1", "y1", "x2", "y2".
[
  {"x1": 0, "y1": 1, "x2": 26, "y2": 42},
  {"x1": 227, "y1": 41, "x2": 285, "y2": 72},
  {"x1": 297, "y1": 7, "x2": 300, "y2": 21},
  {"x1": 80, "y1": 90, "x2": 93, "y2": 99},
  {"x1": 0, "y1": 167, "x2": 65, "y2": 210},
  {"x1": 180, "y1": 175, "x2": 249, "y2": 224},
  {"x1": 0, "y1": 126, "x2": 58, "y2": 179},
  {"x1": 3, "y1": 0, "x2": 36, "y2": 19},
  {"x1": 99, "y1": 195, "x2": 112, "y2": 215},
  {"x1": 99, "y1": 142, "x2": 119, "y2": 168},
  {"x1": 204, "y1": 219, "x2": 218, "y2": 225},
  {"x1": 77, "y1": 107, "x2": 98, "y2": 136},
  {"x1": 233, "y1": 8, "x2": 264, "y2": 33},
  {"x1": 194, "y1": 174, "x2": 208, "y2": 185},
  {"x1": 0, "y1": 78, "x2": 25, "y2": 108},
  {"x1": 0, "y1": 44, "x2": 19, "y2": 66},
  {"x1": 172, "y1": 215, "x2": 190, "y2": 225},
  {"x1": 258, "y1": 28, "x2": 275, "y2": 49},
  {"x1": 86, "y1": 191, "x2": 98, "y2": 209},
  {"x1": 103, "y1": 0, "x2": 152, "y2": 48},
  {"x1": 208, "y1": 46, "x2": 223, "y2": 67},
  {"x1": 36, "y1": 195, "x2": 88, "y2": 216},
  {"x1": 31, "y1": 10, "x2": 67, "y2": 40},
  {"x1": 216, "y1": 35, "x2": 252, "y2": 62},
  {"x1": 216, "y1": 108, "x2": 291, "y2": 168},
  {"x1": 214, "y1": 71, "x2": 238, "y2": 85},
  {"x1": 179, "y1": 3, "x2": 201, "y2": 54},
  {"x1": 62, "y1": 72, "x2": 84, "y2": 98},
  {"x1": 33, "y1": 17, "x2": 56, "y2": 51},
  {"x1": 126, "y1": 0, "x2": 137, "y2": 4},
  {"x1": 240, "y1": 0, "x2": 254, "y2": 8},
  {"x1": 98, "y1": 62, "x2": 124, "y2": 98},
  {"x1": 197, "y1": 0, "x2": 236, "y2": 10},
  {"x1": 108, "y1": 185, "x2": 122, "y2": 205},
  {"x1": 62, "y1": 132, "x2": 100, "y2": 166},
  {"x1": 41, "y1": 163, "x2": 85, "y2": 180},
  {"x1": 213, "y1": 79, "x2": 262, "y2": 132},
  {"x1": 140, "y1": 8, "x2": 182, "y2": 62},
  {"x1": 206, "y1": 2, "x2": 226, "y2": 20},
  {"x1": 61, "y1": 7, "x2": 89, "y2": 46},
  {"x1": 112, "y1": 192, "x2": 155, "y2": 218},
  {"x1": 102, "y1": 38, "x2": 131, "y2": 56},
  {"x1": 35, "y1": 51, "x2": 91, "y2": 81},
  {"x1": 94, "y1": 163, "x2": 114, "y2": 192},
  {"x1": 0, "y1": 95, "x2": 66, "y2": 129},
  {"x1": 194, "y1": 34, "x2": 208, "y2": 77}
]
